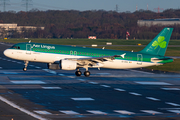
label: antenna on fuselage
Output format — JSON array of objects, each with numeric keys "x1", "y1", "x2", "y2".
[{"x1": 29, "y1": 40, "x2": 31, "y2": 43}]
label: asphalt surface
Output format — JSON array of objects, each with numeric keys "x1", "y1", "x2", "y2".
[{"x1": 0, "y1": 43, "x2": 180, "y2": 120}]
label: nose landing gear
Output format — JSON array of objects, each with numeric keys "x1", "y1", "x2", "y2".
[{"x1": 23, "y1": 61, "x2": 28, "y2": 71}]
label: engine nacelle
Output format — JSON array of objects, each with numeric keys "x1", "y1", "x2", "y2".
[
  {"x1": 47, "y1": 63, "x2": 60, "y2": 70},
  {"x1": 60, "y1": 60, "x2": 77, "y2": 70}
]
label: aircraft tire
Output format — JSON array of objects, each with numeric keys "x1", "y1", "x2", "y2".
[
  {"x1": 75, "y1": 71, "x2": 82, "y2": 76},
  {"x1": 23, "y1": 68, "x2": 27, "y2": 71},
  {"x1": 84, "y1": 71, "x2": 90, "y2": 77}
]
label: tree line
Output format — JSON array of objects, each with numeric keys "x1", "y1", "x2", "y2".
[{"x1": 1, "y1": 9, "x2": 180, "y2": 39}]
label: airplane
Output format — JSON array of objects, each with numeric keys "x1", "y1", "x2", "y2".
[{"x1": 3, "y1": 27, "x2": 173, "y2": 77}]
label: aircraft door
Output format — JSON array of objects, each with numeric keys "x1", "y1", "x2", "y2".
[
  {"x1": 137, "y1": 54, "x2": 143, "y2": 65},
  {"x1": 26, "y1": 44, "x2": 31, "y2": 54}
]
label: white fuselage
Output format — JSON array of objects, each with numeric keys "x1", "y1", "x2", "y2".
[{"x1": 4, "y1": 49, "x2": 161, "y2": 69}]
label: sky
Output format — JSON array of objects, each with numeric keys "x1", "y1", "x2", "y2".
[{"x1": 1, "y1": 0, "x2": 180, "y2": 13}]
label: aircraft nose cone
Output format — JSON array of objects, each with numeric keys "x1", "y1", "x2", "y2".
[{"x1": 3, "y1": 49, "x2": 11, "y2": 57}]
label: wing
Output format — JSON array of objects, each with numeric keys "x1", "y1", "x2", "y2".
[{"x1": 65, "y1": 55, "x2": 120, "y2": 68}]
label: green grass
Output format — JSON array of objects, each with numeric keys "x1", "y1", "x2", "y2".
[{"x1": 1, "y1": 38, "x2": 180, "y2": 72}]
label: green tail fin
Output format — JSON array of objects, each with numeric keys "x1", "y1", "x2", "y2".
[{"x1": 140, "y1": 27, "x2": 173, "y2": 56}]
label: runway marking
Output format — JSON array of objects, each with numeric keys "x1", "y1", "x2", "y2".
[
  {"x1": 68, "y1": 76, "x2": 75, "y2": 78},
  {"x1": 167, "y1": 110, "x2": 180, "y2": 114},
  {"x1": 29, "y1": 65, "x2": 34, "y2": 67},
  {"x1": 96, "y1": 73, "x2": 111, "y2": 75},
  {"x1": 11, "y1": 60, "x2": 16, "y2": 62},
  {"x1": 87, "y1": 110, "x2": 107, "y2": 114},
  {"x1": 42, "y1": 69, "x2": 56, "y2": 74},
  {"x1": 114, "y1": 110, "x2": 135, "y2": 114},
  {"x1": 42, "y1": 87, "x2": 61, "y2": 89},
  {"x1": 165, "y1": 102, "x2": 180, "y2": 107},
  {"x1": 3, "y1": 72, "x2": 18, "y2": 74},
  {"x1": 34, "y1": 110, "x2": 52, "y2": 115},
  {"x1": 17, "y1": 62, "x2": 22, "y2": 64},
  {"x1": 129, "y1": 69, "x2": 154, "y2": 74},
  {"x1": 0, "y1": 95, "x2": 47, "y2": 120},
  {"x1": 100, "y1": 85, "x2": 111, "y2": 88},
  {"x1": 59, "y1": 110, "x2": 79, "y2": 114},
  {"x1": 35, "y1": 66, "x2": 41, "y2": 69},
  {"x1": 11, "y1": 81, "x2": 46, "y2": 84},
  {"x1": 71, "y1": 98, "x2": 94, "y2": 101},
  {"x1": 78, "y1": 79, "x2": 86, "y2": 81},
  {"x1": 129, "y1": 92, "x2": 142, "y2": 96},
  {"x1": 141, "y1": 110, "x2": 162, "y2": 114},
  {"x1": 135, "y1": 82, "x2": 172, "y2": 85},
  {"x1": 114, "y1": 88, "x2": 126, "y2": 92},
  {"x1": 58, "y1": 74, "x2": 65, "y2": 76},
  {"x1": 146, "y1": 97, "x2": 160, "y2": 101},
  {"x1": 159, "y1": 108, "x2": 180, "y2": 110},
  {"x1": 89, "y1": 82, "x2": 98, "y2": 84},
  {"x1": 161, "y1": 88, "x2": 180, "y2": 90}
]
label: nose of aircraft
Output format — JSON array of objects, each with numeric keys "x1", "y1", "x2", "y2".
[{"x1": 3, "y1": 49, "x2": 11, "y2": 57}]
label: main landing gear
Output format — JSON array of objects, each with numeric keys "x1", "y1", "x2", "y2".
[
  {"x1": 75, "y1": 68, "x2": 90, "y2": 77},
  {"x1": 23, "y1": 61, "x2": 28, "y2": 71}
]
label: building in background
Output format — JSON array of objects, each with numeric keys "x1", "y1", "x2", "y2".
[
  {"x1": 137, "y1": 18, "x2": 180, "y2": 27},
  {"x1": 0, "y1": 23, "x2": 44, "y2": 38}
]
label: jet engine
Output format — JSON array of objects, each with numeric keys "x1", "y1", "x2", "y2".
[{"x1": 59, "y1": 60, "x2": 77, "y2": 70}]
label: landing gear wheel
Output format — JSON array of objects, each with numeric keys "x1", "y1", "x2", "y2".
[
  {"x1": 23, "y1": 67, "x2": 27, "y2": 71},
  {"x1": 84, "y1": 71, "x2": 90, "y2": 77},
  {"x1": 75, "y1": 71, "x2": 82, "y2": 76}
]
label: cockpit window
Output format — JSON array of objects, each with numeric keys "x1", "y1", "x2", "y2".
[{"x1": 11, "y1": 46, "x2": 20, "y2": 49}]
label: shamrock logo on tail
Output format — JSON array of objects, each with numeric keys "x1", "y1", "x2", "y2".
[{"x1": 152, "y1": 36, "x2": 166, "y2": 49}]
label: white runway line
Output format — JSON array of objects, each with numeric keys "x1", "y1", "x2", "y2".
[
  {"x1": 129, "y1": 92, "x2": 142, "y2": 96},
  {"x1": 168, "y1": 110, "x2": 180, "y2": 114},
  {"x1": 17, "y1": 62, "x2": 22, "y2": 64},
  {"x1": 114, "y1": 110, "x2": 135, "y2": 114},
  {"x1": 68, "y1": 76, "x2": 75, "y2": 78},
  {"x1": 87, "y1": 110, "x2": 107, "y2": 114},
  {"x1": 3, "y1": 72, "x2": 18, "y2": 74},
  {"x1": 35, "y1": 66, "x2": 41, "y2": 69},
  {"x1": 129, "y1": 69, "x2": 154, "y2": 74},
  {"x1": 100, "y1": 85, "x2": 111, "y2": 88},
  {"x1": 42, "y1": 87, "x2": 61, "y2": 89},
  {"x1": 71, "y1": 98, "x2": 94, "y2": 101},
  {"x1": 146, "y1": 97, "x2": 160, "y2": 101},
  {"x1": 135, "y1": 82, "x2": 172, "y2": 85},
  {"x1": 11, "y1": 81, "x2": 46, "y2": 84},
  {"x1": 78, "y1": 79, "x2": 86, "y2": 81},
  {"x1": 29, "y1": 65, "x2": 34, "y2": 67},
  {"x1": 59, "y1": 110, "x2": 79, "y2": 114},
  {"x1": 165, "y1": 102, "x2": 180, "y2": 107},
  {"x1": 0, "y1": 95, "x2": 47, "y2": 120},
  {"x1": 34, "y1": 110, "x2": 52, "y2": 115},
  {"x1": 114, "y1": 88, "x2": 126, "y2": 92},
  {"x1": 58, "y1": 74, "x2": 64, "y2": 76},
  {"x1": 42, "y1": 69, "x2": 56, "y2": 74},
  {"x1": 89, "y1": 82, "x2": 98, "y2": 84},
  {"x1": 161, "y1": 88, "x2": 180, "y2": 90},
  {"x1": 96, "y1": 73, "x2": 111, "y2": 75},
  {"x1": 141, "y1": 110, "x2": 162, "y2": 114}
]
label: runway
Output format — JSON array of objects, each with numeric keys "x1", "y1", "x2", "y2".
[{"x1": 0, "y1": 43, "x2": 180, "y2": 120}]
